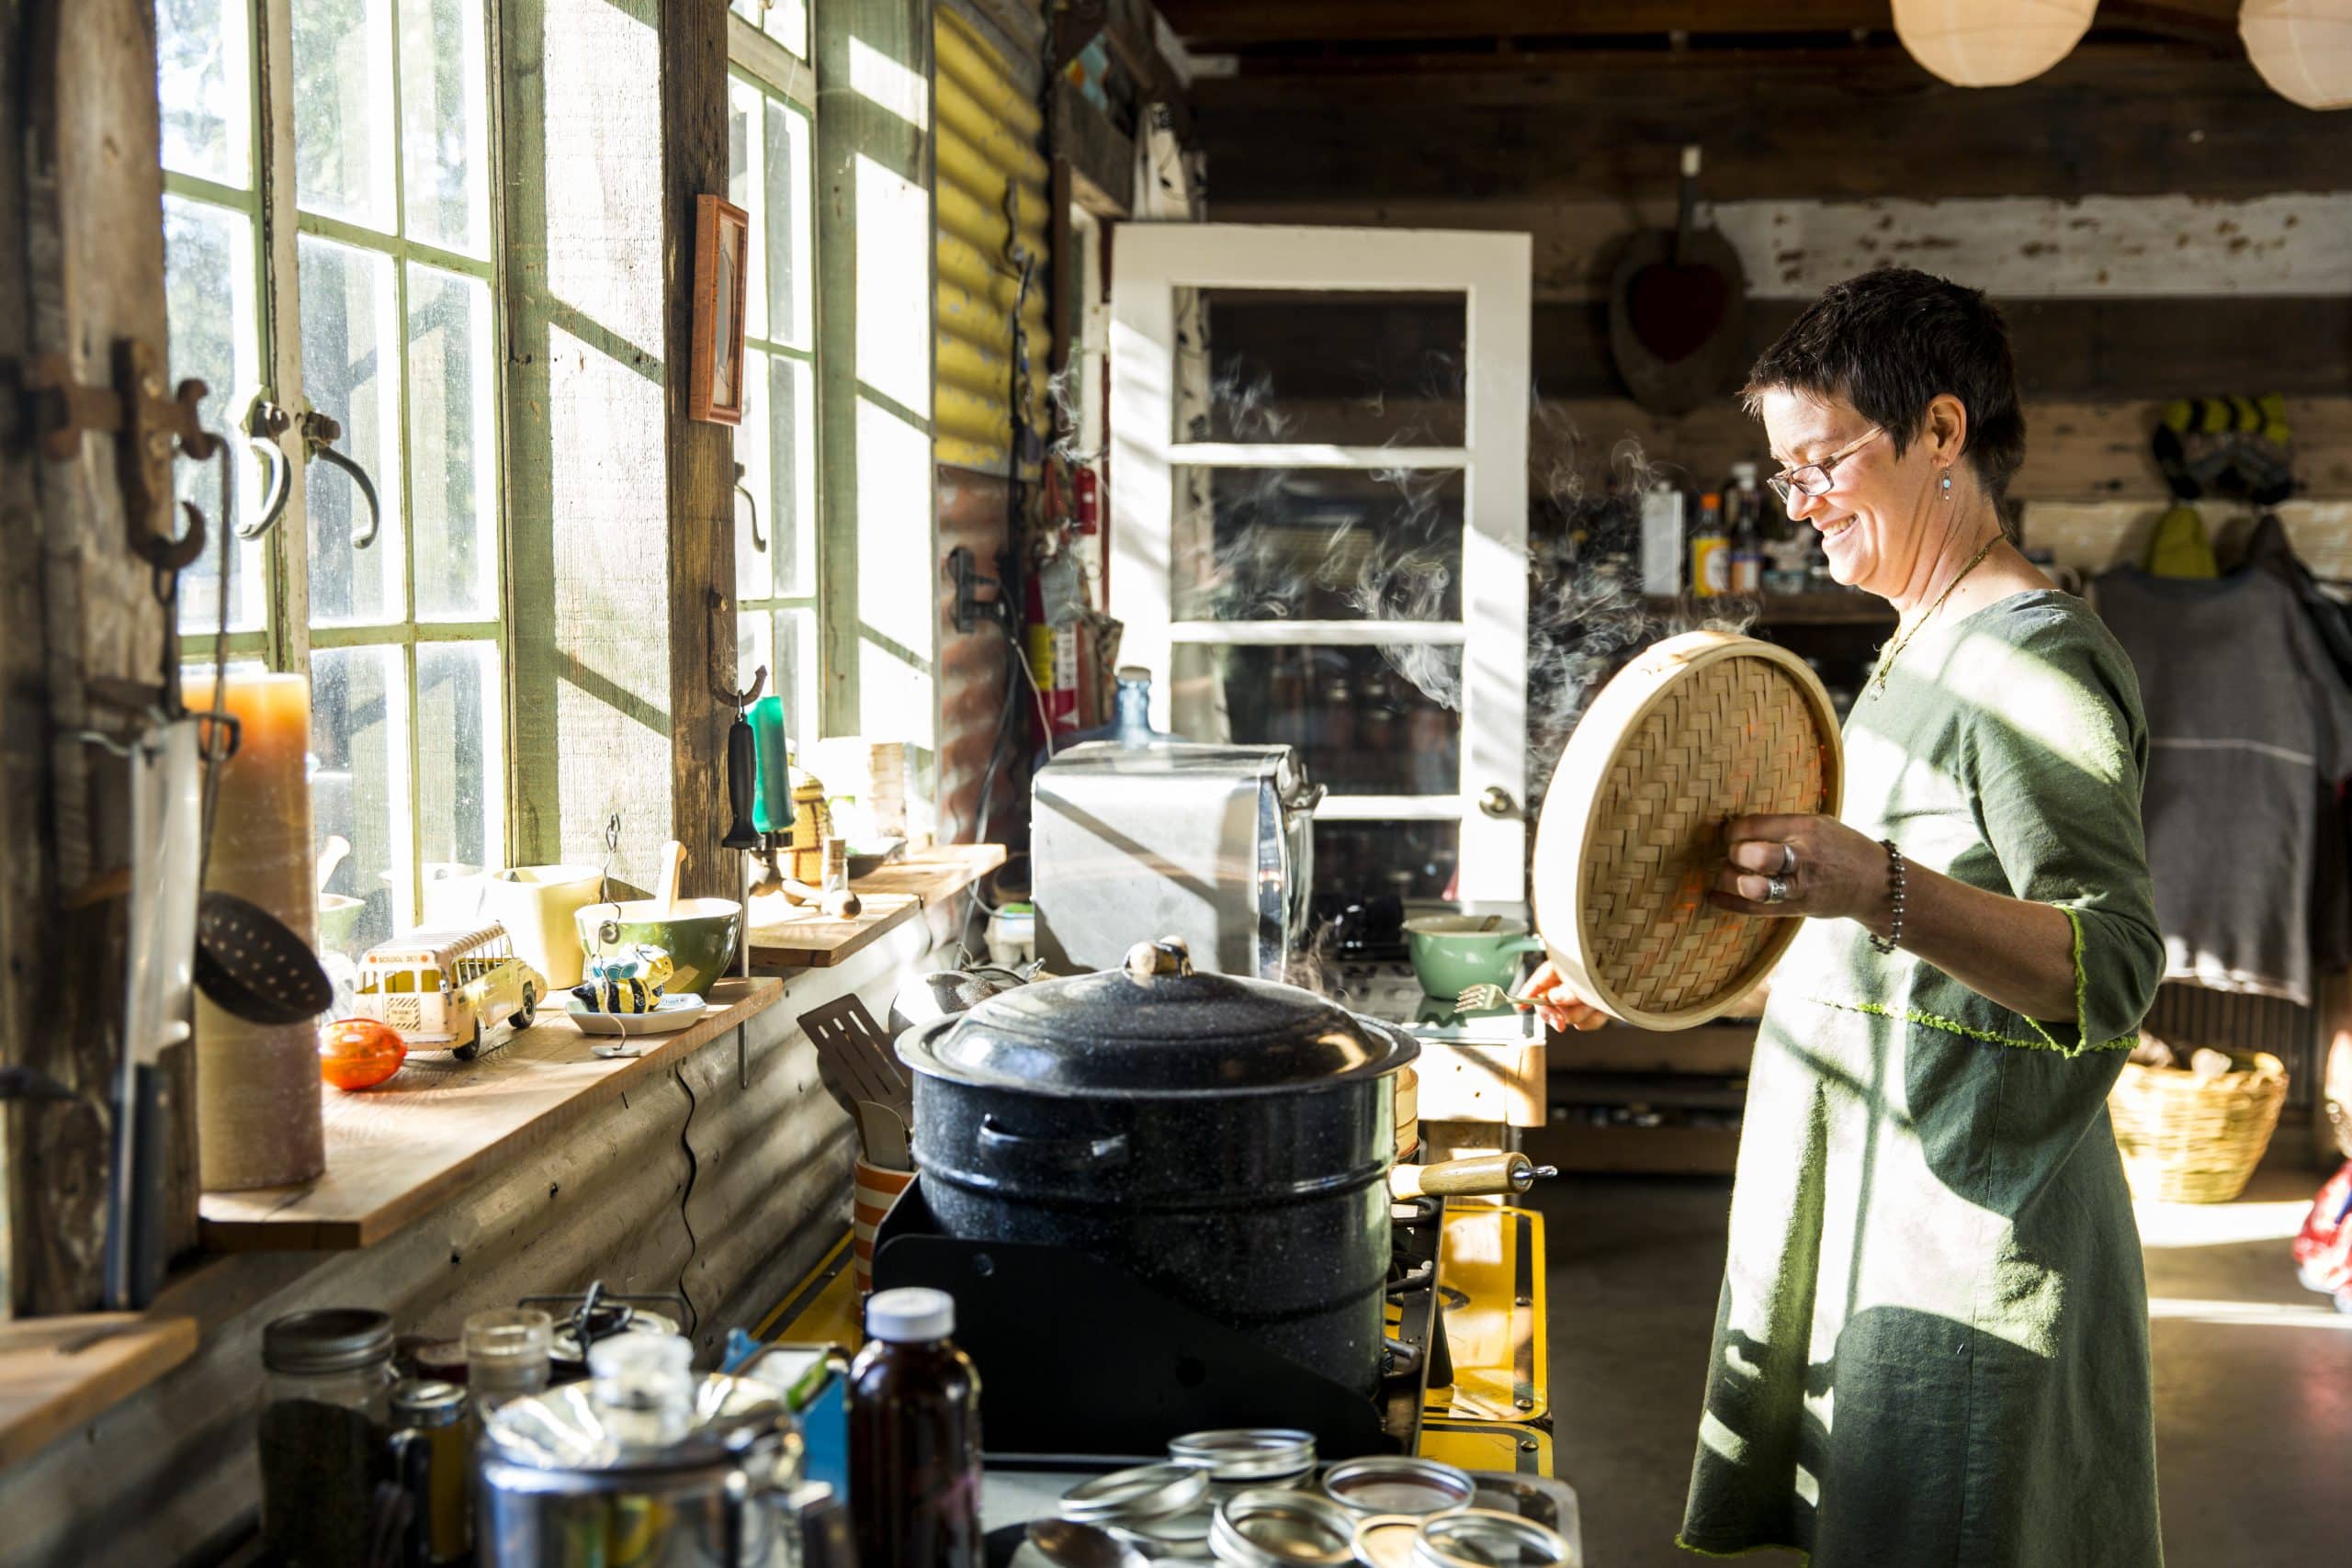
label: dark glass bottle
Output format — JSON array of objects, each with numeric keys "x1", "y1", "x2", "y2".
[{"x1": 850, "y1": 1287, "x2": 983, "y2": 1568}]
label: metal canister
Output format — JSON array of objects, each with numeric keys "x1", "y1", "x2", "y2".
[{"x1": 475, "y1": 1342, "x2": 807, "y2": 1567}]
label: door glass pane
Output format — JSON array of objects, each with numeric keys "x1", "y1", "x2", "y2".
[
  {"x1": 1316, "y1": 820, "x2": 1460, "y2": 904},
  {"x1": 764, "y1": 100, "x2": 813, "y2": 349},
  {"x1": 157, "y1": 0, "x2": 253, "y2": 187},
  {"x1": 407, "y1": 264, "x2": 498, "y2": 620},
  {"x1": 312, "y1": 644, "x2": 411, "y2": 949},
  {"x1": 293, "y1": 0, "x2": 395, "y2": 230},
  {"x1": 1181, "y1": 289, "x2": 1467, "y2": 447},
  {"x1": 398, "y1": 0, "x2": 490, "y2": 256},
  {"x1": 1171, "y1": 644, "x2": 1460, "y2": 797},
  {"x1": 164, "y1": 197, "x2": 265, "y2": 637},
  {"x1": 1172, "y1": 468, "x2": 1464, "y2": 624},
  {"x1": 416, "y1": 642, "x2": 503, "y2": 892},
  {"x1": 775, "y1": 609, "x2": 817, "y2": 746},
  {"x1": 729, "y1": 80, "x2": 766, "y2": 344},
  {"x1": 300, "y1": 235, "x2": 405, "y2": 626}
]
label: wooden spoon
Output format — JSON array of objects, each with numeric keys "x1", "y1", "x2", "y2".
[{"x1": 653, "y1": 840, "x2": 686, "y2": 914}]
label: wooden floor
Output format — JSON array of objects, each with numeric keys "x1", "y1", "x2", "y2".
[{"x1": 1534, "y1": 1157, "x2": 2352, "y2": 1567}]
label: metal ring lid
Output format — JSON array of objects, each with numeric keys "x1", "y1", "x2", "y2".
[
  {"x1": 390, "y1": 1378, "x2": 468, "y2": 1427},
  {"x1": 1170, "y1": 1428, "x2": 1317, "y2": 1482},
  {"x1": 1351, "y1": 1516, "x2": 1426, "y2": 1568},
  {"x1": 1060, "y1": 1463, "x2": 1211, "y2": 1524},
  {"x1": 1209, "y1": 1488, "x2": 1356, "y2": 1568},
  {"x1": 1320, "y1": 1456, "x2": 1476, "y2": 1517},
  {"x1": 1408, "y1": 1509, "x2": 1575, "y2": 1568},
  {"x1": 263, "y1": 1308, "x2": 395, "y2": 1376}
]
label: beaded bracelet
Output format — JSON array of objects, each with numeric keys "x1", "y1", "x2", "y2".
[{"x1": 1871, "y1": 840, "x2": 1906, "y2": 955}]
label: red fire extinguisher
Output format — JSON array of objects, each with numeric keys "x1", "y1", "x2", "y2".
[{"x1": 1026, "y1": 541, "x2": 1084, "y2": 750}]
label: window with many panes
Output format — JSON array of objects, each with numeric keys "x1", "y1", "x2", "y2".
[
  {"x1": 159, "y1": 0, "x2": 505, "y2": 956},
  {"x1": 728, "y1": 4, "x2": 820, "y2": 741}
]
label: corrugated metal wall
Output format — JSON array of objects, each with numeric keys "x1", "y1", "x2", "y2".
[{"x1": 934, "y1": 5, "x2": 1050, "y2": 477}]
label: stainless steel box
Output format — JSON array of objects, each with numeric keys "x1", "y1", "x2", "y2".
[{"x1": 1031, "y1": 741, "x2": 1322, "y2": 978}]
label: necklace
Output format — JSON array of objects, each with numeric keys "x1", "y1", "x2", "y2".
[{"x1": 1870, "y1": 535, "x2": 2002, "y2": 693}]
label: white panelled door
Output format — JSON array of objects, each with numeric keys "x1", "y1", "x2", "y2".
[{"x1": 1108, "y1": 225, "x2": 1532, "y2": 903}]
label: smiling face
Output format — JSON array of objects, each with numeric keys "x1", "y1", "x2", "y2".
[{"x1": 1757, "y1": 387, "x2": 1943, "y2": 601}]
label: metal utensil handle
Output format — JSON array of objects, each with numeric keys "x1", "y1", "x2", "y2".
[{"x1": 976, "y1": 1116, "x2": 1129, "y2": 1171}]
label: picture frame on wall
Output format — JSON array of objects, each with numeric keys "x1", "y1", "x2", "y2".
[{"x1": 691, "y1": 194, "x2": 751, "y2": 425}]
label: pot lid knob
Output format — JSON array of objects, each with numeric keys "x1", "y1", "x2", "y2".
[{"x1": 1124, "y1": 936, "x2": 1194, "y2": 981}]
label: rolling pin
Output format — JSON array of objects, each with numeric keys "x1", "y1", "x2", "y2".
[{"x1": 1388, "y1": 1151, "x2": 1557, "y2": 1201}]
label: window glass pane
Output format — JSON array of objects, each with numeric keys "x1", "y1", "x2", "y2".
[
  {"x1": 164, "y1": 197, "x2": 265, "y2": 637},
  {"x1": 157, "y1": 0, "x2": 252, "y2": 186},
  {"x1": 293, "y1": 0, "x2": 395, "y2": 230},
  {"x1": 311, "y1": 645, "x2": 412, "y2": 948},
  {"x1": 766, "y1": 0, "x2": 808, "y2": 55},
  {"x1": 407, "y1": 264, "x2": 498, "y2": 621},
  {"x1": 1172, "y1": 468, "x2": 1464, "y2": 624},
  {"x1": 764, "y1": 100, "x2": 813, "y2": 349},
  {"x1": 1171, "y1": 643, "x2": 1460, "y2": 797},
  {"x1": 398, "y1": 0, "x2": 490, "y2": 256},
  {"x1": 300, "y1": 235, "x2": 406, "y2": 626},
  {"x1": 734, "y1": 352, "x2": 815, "y2": 602},
  {"x1": 775, "y1": 609, "x2": 817, "y2": 747},
  {"x1": 416, "y1": 642, "x2": 503, "y2": 893},
  {"x1": 737, "y1": 612, "x2": 774, "y2": 711},
  {"x1": 729, "y1": 79, "x2": 767, "y2": 344}
]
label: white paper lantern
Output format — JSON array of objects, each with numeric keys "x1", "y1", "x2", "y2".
[
  {"x1": 1893, "y1": 0, "x2": 2098, "y2": 87},
  {"x1": 2243, "y1": 1, "x2": 2352, "y2": 110}
]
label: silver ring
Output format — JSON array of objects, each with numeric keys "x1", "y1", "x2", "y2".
[
  {"x1": 1763, "y1": 875, "x2": 1792, "y2": 905},
  {"x1": 1779, "y1": 842, "x2": 1798, "y2": 874}
]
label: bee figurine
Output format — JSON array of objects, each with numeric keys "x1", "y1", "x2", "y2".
[{"x1": 573, "y1": 943, "x2": 676, "y2": 1014}]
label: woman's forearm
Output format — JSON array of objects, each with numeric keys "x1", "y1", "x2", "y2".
[{"x1": 1858, "y1": 859, "x2": 2079, "y2": 1023}]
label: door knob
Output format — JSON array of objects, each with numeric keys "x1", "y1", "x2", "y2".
[{"x1": 1479, "y1": 785, "x2": 1521, "y2": 819}]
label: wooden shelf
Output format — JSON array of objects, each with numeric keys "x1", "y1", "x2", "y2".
[
  {"x1": 0, "y1": 1314, "x2": 197, "y2": 1471},
  {"x1": 747, "y1": 843, "x2": 1006, "y2": 969},
  {"x1": 198, "y1": 977, "x2": 784, "y2": 1252}
]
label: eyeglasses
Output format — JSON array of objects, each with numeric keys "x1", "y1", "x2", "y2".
[{"x1": 1766, "y1": 427, "x2": 1884, "y2": 506}]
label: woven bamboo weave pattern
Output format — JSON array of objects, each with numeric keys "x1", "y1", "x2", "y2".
[
  {"x1": 1580, "y1": 656, "x2": 1827, "y2": 1012},
  {"x1": 2109, "y1": 1052, "x2": 2288, "y2": 1203}
]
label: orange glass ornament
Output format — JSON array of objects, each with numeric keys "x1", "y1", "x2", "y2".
[{"x1": 318, "y1": 1017, "x2": 407, "y2": 1091}]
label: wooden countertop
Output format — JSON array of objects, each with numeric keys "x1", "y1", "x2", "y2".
[
  {"x1": 198, "y1": 977, "x2": 784, "y2": 1252},
  {"x1": 747, "y1": 842, "x2": 1006, "y2": 969},
  {"x1": 0, "y1": 1314, "x2": 197, "y2": 1472}
]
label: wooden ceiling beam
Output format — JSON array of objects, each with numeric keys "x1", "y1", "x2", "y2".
[{"x1": 1158, "y1": 1, "x2": 1894, "y2": 51}]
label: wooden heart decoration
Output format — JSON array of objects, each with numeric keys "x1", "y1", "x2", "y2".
[
  {"x1": 1606, "y1": 227, "x2": 1751, "y2": 418},
  {"x1": 1627, "y1": 262, "x2": 1734, "y2": 364}
]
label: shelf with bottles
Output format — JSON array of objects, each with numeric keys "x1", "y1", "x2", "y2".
[{"x1": 1639, "y1": 590, "x2": 1896, "y2": 627}]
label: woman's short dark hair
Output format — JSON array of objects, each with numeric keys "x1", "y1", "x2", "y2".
[{"x1": 1743, "y1": 266, "x2": 2027, "y2": 503}]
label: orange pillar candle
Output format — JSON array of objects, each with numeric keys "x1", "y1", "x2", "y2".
[{"x1": 195, "y1": 671, "x2": 327, "y2": 1191}]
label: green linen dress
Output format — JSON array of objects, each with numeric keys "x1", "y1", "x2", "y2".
[{"x1": 1678, "y1": 590, "x2": 2167, "y2": 1566}]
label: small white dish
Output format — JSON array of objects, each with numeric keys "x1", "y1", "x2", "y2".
[{"x1": 565, "y1": 993, "x2": 708, "y2": 1036}]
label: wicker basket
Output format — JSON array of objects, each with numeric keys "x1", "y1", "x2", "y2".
[{"x1": 2109, "y1": 1050, "x2": 2289, "y2": 1203}]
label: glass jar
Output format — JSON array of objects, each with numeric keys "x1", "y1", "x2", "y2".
[
  {"x1": 259, "y1": 1308, "x2": 397, "y2": 1568},
  {"x1": 463, "y1": 1307, "x2": 552, "y2": 1410},
  {"x1": 388, "y1": 1378, "x2": 473, "y2": 1567},
  {"x1": 587, "y1": 1331, "x2": 696, "y2": 1449},
  {"x1": 850, "y1": 1288, "x2": 982, "y2": 1568}
]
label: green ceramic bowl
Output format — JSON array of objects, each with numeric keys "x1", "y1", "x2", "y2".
[
  {"x1": 1404, "y1": 915, "x2": 1545, "y2": 999},
  {"x1": 574, "y1": 897, "x2": 742, "y2": 998}
]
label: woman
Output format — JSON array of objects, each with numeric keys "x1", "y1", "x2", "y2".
[{"x1": 1527, "y1": 268, "x2": 2166, "y2": 1565}]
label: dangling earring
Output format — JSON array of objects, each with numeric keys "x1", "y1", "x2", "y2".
[{"x1": 1940, "y1": 471, "x2": 1952, "y2": 501}]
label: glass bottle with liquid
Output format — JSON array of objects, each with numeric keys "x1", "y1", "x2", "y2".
[
  {"x1": 850, "y1": 1287, "x2": 983, "y2": 1568},
  {"x1": 1727, "y1": 463, "x2": 1764, "y2": 595},
  {"x1": 1690, "y1": 492, "x2": 1729, "y2": 598}
]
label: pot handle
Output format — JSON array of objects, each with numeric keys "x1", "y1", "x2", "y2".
[
  {"x1": 1500, "y1": 935, "x2": 1546, "y2": 957},
  {"x1": 977, "y1": 1116, "x2": 1130, "y2": 1172}
]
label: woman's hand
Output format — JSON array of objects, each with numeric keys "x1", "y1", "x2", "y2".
[
  {"x1": 1710, "y1": 813, "x2": 1887, "y2": 929},
  {"x1": 1520, "y1": 959, "x2": 1610, "y2": 1034}
]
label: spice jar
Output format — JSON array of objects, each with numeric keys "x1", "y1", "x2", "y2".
[
  {"x1": 259, "y1": 1308, "x2": 397, "y2": 1568},
  {"x1": 464, "y1": 1307, "x2": 552, "y2": 1410},
  {"x1": 388, "y1": 1379, "x2": 472, "y2": 1567}
]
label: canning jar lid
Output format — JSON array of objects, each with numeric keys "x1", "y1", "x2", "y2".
[
  {"x1": 390, "y1": 1379, "x2": 468, "y2": 1427},
  {"x1": 1408, "y1": 1508, "x2": 1575, "y2": 1568},
  {"x1": 903, "y1": 942, "x2": 1416, "y2": 1099},
  {"x1": 263, "y1": 1308, "x2": 395, "y2": 1376},
  {"x1": 1060, "y1": 1463, "x2": 1211, "y2": 1524},
  {"x1": 1169, "y1": 1428, "x2": 1317, "y2": 1481},
  {"x1": 1320, "y1": 1456, "x2": 1476, "y2": 1517},
  {"x1": 1209, "y1": 1488, "x2": 1357, "y2": 1568}
]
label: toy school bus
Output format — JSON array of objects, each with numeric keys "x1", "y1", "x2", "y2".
[{"x1": 351, "y1": 924, "x2": 546, "y2": 1060}]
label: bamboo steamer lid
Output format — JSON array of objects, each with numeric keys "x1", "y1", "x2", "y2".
[{"x1": 1532, "y1": 631, "x2": 1843, "y2": 1031}]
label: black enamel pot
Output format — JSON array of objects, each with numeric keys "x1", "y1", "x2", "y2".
[{"x1": 898, "y1": 938, "x2": 1419, "y2": 1397}]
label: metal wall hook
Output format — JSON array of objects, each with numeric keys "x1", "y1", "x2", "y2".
[
  {"x1": 313, "y1": 440, "x2": 383, "y2": 549},
  {"x1": 707, "y1": 587, "x2": 767, "y2": 707},
  {"x1": 734, "y1": 462, "x2": 764, "y2": 554}
]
